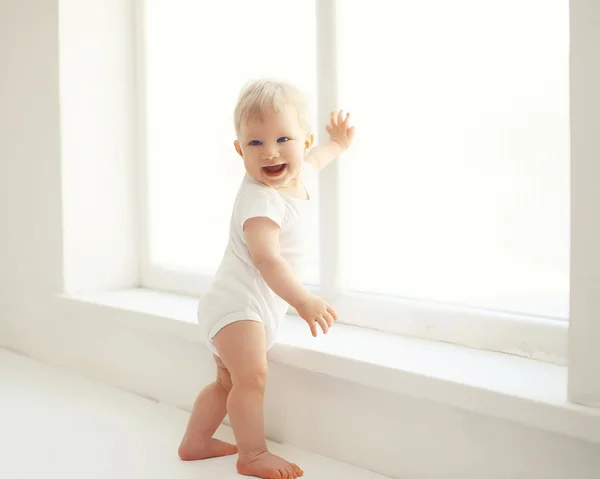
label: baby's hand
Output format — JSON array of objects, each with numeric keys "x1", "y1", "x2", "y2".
[
  {"x1": 296, "y1": 295, "x2": 338, "y2": 337},
  {"x1": 326, "y1": 110, "x2": 355, "y2": 150}
]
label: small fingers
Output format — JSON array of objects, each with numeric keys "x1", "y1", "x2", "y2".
[
  {"x1": 342, "y1": 111, "x2": 351, "y2": 129},
  {"x1": 330, "y1": 111, "x2": 337, "y2": 128},
  {"x1": 316, "y1": 315, "x2": 329, "y2": 334},
  {"x1": 308, "y1": 320, "x2": 318, "y2": 337},
  {"x1": 327, "y1": 304, "x2": 338, "y2": 321},
  {"x1": 330, "y1": 110, "x2": 352, "y2": 131},
  {"x1": 323, "y1": 311, "x2": 335, "y2": 328},
  {"x1": 348, "y1": 125, "x2": 356, "y2": 142}
]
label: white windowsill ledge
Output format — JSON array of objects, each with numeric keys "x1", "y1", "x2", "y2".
[{"x1": 60, "y1": 288, "x2": 600, "y2": 445}]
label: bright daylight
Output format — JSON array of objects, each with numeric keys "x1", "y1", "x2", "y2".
[
  {"x1": 2, "y1": 1, "x2": 600, "y2": 479},
  {"x1": 146, "y1": 0, "x2": 569, "y2": 319}
]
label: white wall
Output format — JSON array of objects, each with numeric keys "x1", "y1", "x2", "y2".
[
  {"x1": 0, "y1": 0, "x2": 63, "y2": 347},
  {"x1": 1, "y1": 1, "x2": 599, "y2": 478},
  {"x1": 59, "y1": 0, "x2": 139, "y2": 294}
]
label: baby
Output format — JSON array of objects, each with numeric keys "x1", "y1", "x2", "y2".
[{"x1": 178, "y1": 79, "x2": 354, "y2": 479}]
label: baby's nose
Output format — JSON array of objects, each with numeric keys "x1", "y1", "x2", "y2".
[{"x1": 261, "y1": 148, "x2": 279, "y2": 160}]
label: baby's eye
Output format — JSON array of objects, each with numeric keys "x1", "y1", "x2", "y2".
[
  {"x1": 277, "y1": 137, "x2": 290, "y2": 143},
  {"x1": 249, "y1": 140, "x2": 262, "y2": 146}
]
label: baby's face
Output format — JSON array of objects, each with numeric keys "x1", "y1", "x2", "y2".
[{"x1": 235, "y1": 107, "x2": 312, "y2": 189}]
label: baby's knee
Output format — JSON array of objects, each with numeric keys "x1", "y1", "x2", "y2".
[
  {"x1": 216, "y1": 367, "x2": 233, "y2": 393},
  {"x1": 232, "y1": 363, "x2": 268, "y2": 391}
]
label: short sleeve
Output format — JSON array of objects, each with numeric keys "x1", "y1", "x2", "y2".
[
  {"x1": 302, "y1": 161, "x2": 319, "y2": 200},
  {"x1": 235, "y1": 183, "x2": 286, "y2": 230}
]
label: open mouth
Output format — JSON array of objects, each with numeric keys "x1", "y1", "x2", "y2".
[{"x1": 262, "y1": 163, "x2": 287, "y2": 177}]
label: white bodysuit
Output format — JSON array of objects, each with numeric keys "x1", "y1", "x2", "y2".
[{"x1": 197, "y1": 161, "x2": 317, "y2": 356}]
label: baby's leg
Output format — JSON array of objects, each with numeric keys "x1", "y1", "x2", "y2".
[
  {"x1": 214, "y1": 320, "x2": 303, "y2": 479},
  {"x1": 178, "y1": 355, "x2": 238, "y2": 460}
]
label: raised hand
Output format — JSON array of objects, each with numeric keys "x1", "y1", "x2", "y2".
[{"x1": 326, "y1": 110, "x2": 355, "y2": 150}]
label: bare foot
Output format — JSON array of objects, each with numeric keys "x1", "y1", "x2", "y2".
[
  {"x1": 237, "y1": 450, "x2": 304, "y2": 479},
  {"x1": 178, "y1": 437, "x2": 238, "y2": 461}
]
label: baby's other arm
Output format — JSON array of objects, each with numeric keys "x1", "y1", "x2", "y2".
[
  {"x1": 244, "y1": 217, "x2": 337, "y2": 336},
  {"x1": 306, "y1": 110, "x2": 355, "y2": 171}
]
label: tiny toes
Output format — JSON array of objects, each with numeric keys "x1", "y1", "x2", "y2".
[{"x1": 292, "y1": 463, "x2": 303, "y2": 475}]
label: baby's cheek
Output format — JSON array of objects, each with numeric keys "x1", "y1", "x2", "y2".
[{"x1": 289, "y1": 144, "x2": 305, "y2": 157}]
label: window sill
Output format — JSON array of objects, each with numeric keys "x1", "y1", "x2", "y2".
[{"x1": 61, "y1": 288, "x2": 600, "y2": 444}]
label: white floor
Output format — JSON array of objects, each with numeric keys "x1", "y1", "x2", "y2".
[{"x1": 0, "y1": 348, "x2": 390, "y2": 479}]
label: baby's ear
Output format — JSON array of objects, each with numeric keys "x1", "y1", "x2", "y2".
[
  {"x1": 305, "y1": 134, "x2": 314, "y2": 150},
  {"x1": 234, "y1": 140, "x2": 243, "y2": 158}
]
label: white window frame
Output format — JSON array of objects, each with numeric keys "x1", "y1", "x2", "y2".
[
  {"x1": 134, "y1": 0, "x2": 575, "y2": 366},
  {"x1": 567, "y1": 0, "x2": 600, "y2": 408}
]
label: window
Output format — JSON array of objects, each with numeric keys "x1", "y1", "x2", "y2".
[
  {"x1": 142, "y1": 0, "x2": 320, "y2": 288},
  {"x1": 336, "y1": 0, "x2": 570, "y2": 319},
  {"x1": 139, "y1": 0, "x2": 570, "y2": 354}
]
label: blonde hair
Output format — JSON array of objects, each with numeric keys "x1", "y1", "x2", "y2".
[{"x1": 233, "y1": 79, "x2": 311, "y2": 136}]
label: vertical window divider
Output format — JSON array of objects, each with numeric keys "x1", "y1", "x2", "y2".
[
  {"x1": 135, "y1": 0, "x2": 150, "y2": 285},
  {"x1": 316, "y1": 0, "x2": 341, "y2": 304}
]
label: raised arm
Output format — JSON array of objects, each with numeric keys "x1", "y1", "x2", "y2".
[{"x1": 306, "y1": 110, "x2": 355, "y2": 171}]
